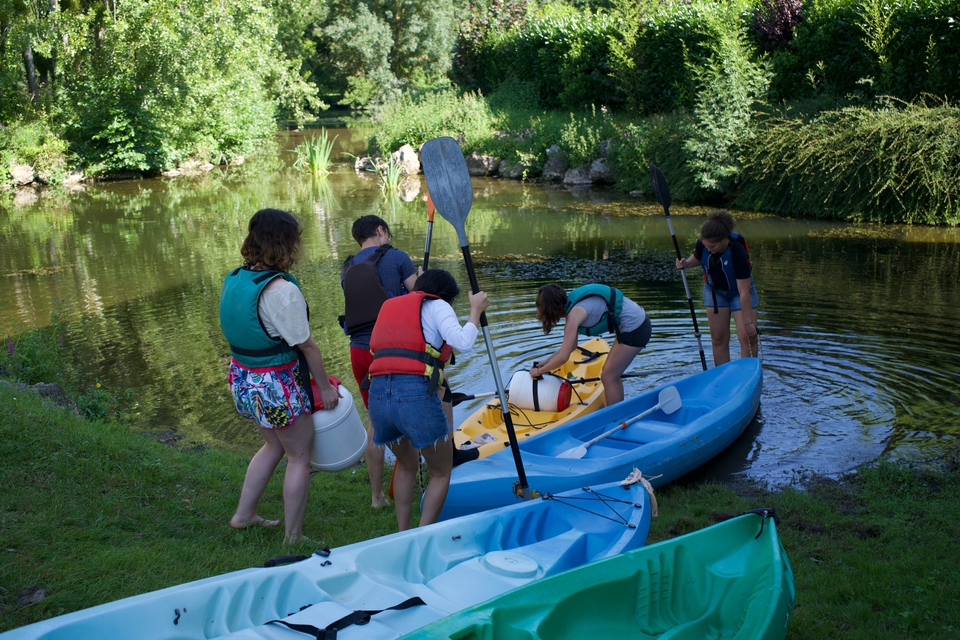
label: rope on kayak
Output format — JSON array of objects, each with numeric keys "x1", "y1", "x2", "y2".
[
  {"x1": 620, "y1": 468, "x2": 661, "y2": 517},
  {"x1": 541, "y1": 485, "x2": 645, "y2": 528}
]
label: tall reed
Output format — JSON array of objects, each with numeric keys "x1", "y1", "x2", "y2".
[{"x1": 293, "y1": 129, "x2": 339, "y2": 174}]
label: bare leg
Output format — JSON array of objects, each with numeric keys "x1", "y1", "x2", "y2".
[
  {"x1": 273, "y1": 412, "x2": 315, "y2": 543},
  {"x1": 601, "y1": 341, "x2": 643, "y2": 405},
  {"x1": 365, "y1": 423, "x2": 389, "y2": 508},
  {"x1": 706, "y1": 307, "x2": 732, "y2": 366},
  {"x1": 418, "y1": 436, "x2": 453, "y2": 527},
  {"x1": 388, "y1": 438, "x2": 421, "y2": 531},
  {"x1": 230, "y1": 431, "x2": 284, "y2": 529}
]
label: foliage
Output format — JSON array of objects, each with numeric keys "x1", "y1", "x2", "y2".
[
  {"x1": 314, "y1": 0, "x2": 458, "y2": 108},
  {"x1": 452, "y1": 0, "x2": 531, "y2": 91},
  {"x1": 737, "y1": 98, "x2": 960, "y2": 225},
  {"x1": 0, "y1": 0, "x2": 321, "y2": 175},
  {"x1": 293, "y1": 129, "x2": 339, "y2": 175},
  {"x1": 557, "y1": 105, "x2": 617, "y2": 167},
  {"x1": 0, "y1": 119, "x2": 70, "y2": 185},
  {"x1": 371, "y1": 89, "x2": 496, "y2": 154},
  {"x1": 751, "y1": 0, "x2": 805, "y2": 51},
  {"x1": 466, "y1": 4, "x2": 620, "y2": 110},
  {"x1": 767, "y1": 0, "x2": 960, "y2": 103},
  {"x1": 683, "y1": 7, "x2": 771, "y2": 195}
]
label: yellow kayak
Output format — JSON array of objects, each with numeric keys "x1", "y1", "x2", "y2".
[{"x1": 453, "y1": 337, "x2": 610, "y2": 459}]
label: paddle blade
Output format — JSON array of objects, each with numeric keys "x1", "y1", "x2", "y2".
[
  {"x1": 649, "y1": 164, "x2": 671, "y2": 211},
  {"x1": 658, "y1": 385, "x2": 683, "y2": 414},
  {"x1": 421, "y1": 137, "x2": 472, "y2": 247},
  {"x1": 557, "y1": 445, "x2": 587, "y2": 459},
  {"x1": 426, "y1": 190, "x2": 436, "y2": 222}
]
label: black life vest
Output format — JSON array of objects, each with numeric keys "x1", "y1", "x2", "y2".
[{"x1": 340, "y1": 244, "x2": 394, "y2": 335}]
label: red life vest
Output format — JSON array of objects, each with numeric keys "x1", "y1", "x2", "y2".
[{"x1": 368, "y1": 292, "x2": 454, "y2": 393}]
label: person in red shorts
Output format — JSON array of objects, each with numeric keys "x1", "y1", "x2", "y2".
[{"x1": 340, "y1": 215, "x2": 417, "y2": 508}]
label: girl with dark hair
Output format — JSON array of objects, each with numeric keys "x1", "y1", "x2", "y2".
[
  {"x1": 676, "y1": 210, "x2": 759, "y2": 365},
  {"x1": 219, "y1": 208, "x2": 340, "y2": 543},
  {"x1": 533, "y1": 283, "x2": 651, "y2": 405},
  {"x1": 366, "y1": 269, "x2": 489, "y2": 530}
]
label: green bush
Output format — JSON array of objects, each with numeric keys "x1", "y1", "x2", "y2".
[
  {"x1": 370, "y1": 89, "x2": 496, "y2": 154},
  {"x1": 737, "y1": 98, "x2": 960, "y2": 225},
  {"x1": 0, "y1": 120, "x2": 70, "y2": 185},
  {"x1": 469, "y1": 5, "x2": 621, "y2": 110}
]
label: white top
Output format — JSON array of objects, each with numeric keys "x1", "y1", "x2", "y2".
[
  {"x1": 258, "y1": 277, "x2": 310, "y2": 346},
  {"x1": 421, "y1": 298, "x2": 480, "y2": 351}
]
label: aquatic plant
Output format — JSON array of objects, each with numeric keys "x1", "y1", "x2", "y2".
[{"x1": 293, "y1": 129, "x2": 339, "y2": 174}]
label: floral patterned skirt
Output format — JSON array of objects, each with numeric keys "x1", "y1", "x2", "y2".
[{"x1": 229, "y1": 358, "x2": 312, "y2": 430}]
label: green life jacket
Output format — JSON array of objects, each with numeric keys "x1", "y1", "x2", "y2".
[
  {"x1": 219, "y1": 266, "x2": 303, "y2": 368},
  {"x1": 565, "y1": 284, "x2": 624, "y2": 338}
]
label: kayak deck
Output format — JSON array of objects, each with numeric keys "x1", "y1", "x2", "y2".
[
  {"x1": 402, "y1": 509, "x2": 795, "y2": 640},
  {"x1": 453, "y1": 337, "x2": 610, "y2": 459}
]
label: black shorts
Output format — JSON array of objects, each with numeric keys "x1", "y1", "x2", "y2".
[{"x1": 618, "y1": 316, "x2": 652, "y2": 349}]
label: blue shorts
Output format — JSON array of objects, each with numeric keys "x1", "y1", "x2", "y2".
[
  {"x1": 703, "y1": 278, "x2": 759, "y2": 313},
  {"x1": 618, "y1": 316, "x2": 652, "y2": 349},
  {"x1": 368, "y1": 374, "x2": 449, "y2": 450}
]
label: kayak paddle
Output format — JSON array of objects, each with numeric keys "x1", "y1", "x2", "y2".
[
  {"x1": 421, "y1": 136, "x2": 532, "y2": 500},
  {"x1": 557, "y1": 386, "x2": 682, "y2": 459},
  {"x1": 423, "y1": 190, "x2": 436, "y2": 270},
  {"x1": 450, "y1": 390, "x2": 498, "y2": 407},
  {"x1": 650, "y1": 164, "x2": 708, "y2": 371}
]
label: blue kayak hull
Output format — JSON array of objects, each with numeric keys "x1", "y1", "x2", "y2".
[
  {"x1": 2, "y1": 482, "x2": 651, "y2": 640},
  {"x1": 440, "y1": 359, "x2": 762, "y2": 520}
]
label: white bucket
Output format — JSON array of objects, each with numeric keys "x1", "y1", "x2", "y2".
[
  {"x1": 508, "y1": 371, "x2": 572, "y2": 412},
  {"x1": 309, "y1": 382, "x2": 367, "y2": 472}
]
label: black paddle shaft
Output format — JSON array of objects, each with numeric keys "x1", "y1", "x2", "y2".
[
  {"x1": 650, "y1": 164, "x2": 708, "y2": 371},
  {"x1": 421, "y1": 136, "x2": 532, "y2": 498}
]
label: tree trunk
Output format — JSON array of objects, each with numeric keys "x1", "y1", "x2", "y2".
[{"x1": 23, "y1": 40, "x2": 39, "y2": 99}]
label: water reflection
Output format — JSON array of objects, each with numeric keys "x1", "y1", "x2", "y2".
[{"x1": 1, "y1": 128, "x2": 959, "y2": 488}]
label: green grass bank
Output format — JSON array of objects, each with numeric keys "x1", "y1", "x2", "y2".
[{"x1": 2, "y1": 383, "x2": 958, "y2": 638}]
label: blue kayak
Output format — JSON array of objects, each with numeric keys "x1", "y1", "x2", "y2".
[
  {"x1": 2, "y1": 482, "x2": 651, "y2": 640},
  {"x1": 440, "y1": 358, "x2": 762, "y2": 521}
]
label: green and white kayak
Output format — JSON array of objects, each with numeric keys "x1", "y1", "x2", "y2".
[{"x1": 401, "y1": 508, "x2": 795, "y2": 640}]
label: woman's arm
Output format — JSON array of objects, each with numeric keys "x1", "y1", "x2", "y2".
[
  {"x1": 736, "y1": 278, "x2": 757, "y2": 338},
  {"x1": 531, "y1": 305, "x2": 586, "y2": 378},
  {"x1": 297, "y1": 337, "x2": 341, "y2": 409},
  {"x1": 431, "y1": 292, "x2": 489, "y2": 351},
  {"x1": 677, "y1": 254, "x2": 700, "y2": 269}
]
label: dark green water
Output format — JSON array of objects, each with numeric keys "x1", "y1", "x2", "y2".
[{"x1": 2, "y1": 128, "x2": 959, "y2": 487}]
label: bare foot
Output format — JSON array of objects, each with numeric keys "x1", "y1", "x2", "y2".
[
  {"x1": 284, "y1": 534, "x2": 311, "y2": 544},
  {"x1": 229, "y1": 515, "x2": 280, "y2": 530},
  {"x1": 372, "y1": 496, "x2": 391, "y2": 509}
]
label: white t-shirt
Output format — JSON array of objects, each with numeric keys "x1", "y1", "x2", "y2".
[
  {"x1": 421, "y1": 298, "x2": 479, "y2": 351},
  {"x1": 575, "y1": 295, "x2": 646, "y2": 333},
  {"x1": 258, "y1": 277, "x2": 310, "y2": 347}
]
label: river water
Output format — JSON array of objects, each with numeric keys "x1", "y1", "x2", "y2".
[{"x1": 2, "y1": 127, "x2": 958, "y2": 488}]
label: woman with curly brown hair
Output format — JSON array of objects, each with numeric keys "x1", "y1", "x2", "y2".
[
  {"x1": 676, "y1": 210, "x2": 759, "y2": 365},
  {"x1": 219, "y1": 208, "x2": 340, "y2": 543},
  {"x1": 533, "y1": 283, "x2": 651, "y2": 406}
]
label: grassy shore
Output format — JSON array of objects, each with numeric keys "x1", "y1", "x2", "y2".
[{"x1": 1, "y1": 383, "x2": 958, "y2": 638}]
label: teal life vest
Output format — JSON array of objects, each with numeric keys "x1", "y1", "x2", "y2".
[
  {"x1": 565, "y1": 284, "x2": 624, "y2": 339},
  {"x1": 219, "y1": 266, "x2": 304, "y2": 369}
]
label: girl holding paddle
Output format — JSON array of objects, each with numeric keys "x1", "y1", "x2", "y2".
[
  {"x1": 367, "y1": 269, "x2": 489, "y2": 530},
  {"x1": 676, "y1": 210, "x2": 759, "y2": 365},
  {"x1": 533, "y1": 284, "x2": 652, "y2": 405}
]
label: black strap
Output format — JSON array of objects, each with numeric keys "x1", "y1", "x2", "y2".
[
  {"x1": 371, "y1": 348, "x2": 446, "y2": 395},
  {"x1": 531, "y1": 376, "x2": 541, "y2": 411},
  {"x1": 267, "y1": 596, "x2": 426, "y2": 639},
  {"x1": 229, "y1": 342, "x2": 295, "y2": 357}
]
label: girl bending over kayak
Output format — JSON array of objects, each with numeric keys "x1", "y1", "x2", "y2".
[
  {"x1": 367, "y1": 269, "x2": 489, "y2": 530},
  {"x1": 533, "y1": 284, "x2": 651, "y2": 405}
]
